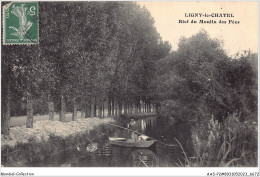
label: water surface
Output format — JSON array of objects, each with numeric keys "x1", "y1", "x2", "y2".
[{"x1": 30, "y1": 116, "x2": 193, "y2": 167}]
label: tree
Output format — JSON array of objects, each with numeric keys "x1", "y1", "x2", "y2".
[
  {"x1": 154, "y1": 30, "x2": 230, "y2": 121},
  {"x1": 2, "y1": 1, "x2": 172, "y2": 132},
  {"x1": 154, "y1": 30, "x2": 257, "y2": 123}
]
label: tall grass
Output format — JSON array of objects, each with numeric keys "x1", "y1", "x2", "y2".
[
  {"x1": 1, "y1": 125, "x2": 113, "y2": 167},
  {"x1": 176, "y1": 114, "x2": 257, "y2": 167}
]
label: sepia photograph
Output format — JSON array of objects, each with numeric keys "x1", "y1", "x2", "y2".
[{"x1": 1, "y1": 0, "x2": 258, "y2": 176}]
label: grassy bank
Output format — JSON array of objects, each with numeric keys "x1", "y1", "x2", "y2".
[
  {"x1": 2, "y1": 117, "x2": 114, "y2": 147},
  {"x1": 177, "y1": 114, "x2": 258, "y2": 167},
  {"x1": 1, "y1": 124, "x2": 114, "y2": 167},
  {"x1": 9, "y1": 111, "x2": 105, "y2": 127}
]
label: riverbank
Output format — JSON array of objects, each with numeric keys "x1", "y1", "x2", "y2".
[
  {"x1": 9, "y1": 112, "x2": 98, "y2": 127},
  {"x1": 2, "y1": 117, "x2": 114, "y2": 147},
  {"x1": 2, "y1": 118, "x2": 115, "y2": 167},
  {"x1": 118, "y1": 112, "x2": 157, "y2": 120}
]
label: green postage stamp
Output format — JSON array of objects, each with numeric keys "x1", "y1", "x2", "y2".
[{"x1": 2, "y1": 2, "x2": 39, "y2": 45}]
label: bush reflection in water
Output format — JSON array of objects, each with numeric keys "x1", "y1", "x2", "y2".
[{"x1": 27, "y1": 116, "x2": 190, "y2": 167}]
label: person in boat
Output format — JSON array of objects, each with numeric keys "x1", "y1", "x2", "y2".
[
  {"x1": 128, "y1": 119, "x2": 137, "y2": 129},
  {"x1": 138, "y1": 134, "x2": 150, "y2": 141},
  {"x1": 129, "y1": 119, "x2": 136, "y2": 126},
  {"x1": 131, "y1": 132, "x2": 139, "y2": 141},
  {"x1": 131, "y1": 133, "x2": 150, "y2": 141}
]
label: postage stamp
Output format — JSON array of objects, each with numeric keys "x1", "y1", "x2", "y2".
[{"x1": 2, "y1": 2, "x2": 39, "y2": 45}]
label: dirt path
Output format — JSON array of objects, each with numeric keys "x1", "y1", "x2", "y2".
[
  {"x1": 2, "y1": 117, "x2": 114, "y2": 147},
  {"x1": 10, "y1": 112, "x2": 89, "y2": 127}
]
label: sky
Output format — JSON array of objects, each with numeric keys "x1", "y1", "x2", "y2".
[{"x1": 137, "y1": 1, "x2": 258, "y2": 56}]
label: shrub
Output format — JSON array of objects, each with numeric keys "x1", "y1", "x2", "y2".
[
  {"x1": 1, "y1": 124, "x2": 113, "y2": 167},
  {"x1": 188, "y1": 114, "x2": 257, "y2": 167}
]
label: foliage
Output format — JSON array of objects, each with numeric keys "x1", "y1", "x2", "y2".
[
  {"x1": 1, "y1": 124, "x2": 113, "y2": 166},
  {"x1": 154, "y1": 30, "x2": 257, "y2": 123},
  {"x1": 153, "y1": 31, "x2": 258, "y2": 167},
  {"x1": 2, "y1": 2, "x2": 171, "y2": 133},
  {"x1": 188, "y1": 114, "x2": 257, "y2": 167}
]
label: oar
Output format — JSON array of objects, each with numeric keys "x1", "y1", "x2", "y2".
[
  {"x1": 107, "y1": 123, "x2": 142, "y2": 135},
  {"x1": 106, "y1": 123, "x2": 177, "y2": 147}
]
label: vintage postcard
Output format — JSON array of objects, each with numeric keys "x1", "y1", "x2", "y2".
[{"x1": 1, "y1": 0, "x2": 258, "y2": 176}]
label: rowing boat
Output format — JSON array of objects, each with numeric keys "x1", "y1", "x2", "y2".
[
  {"x1": 107, "y1": 123, "x2": 177, "y2": 147},
  {"x1": 109, "y1": 138, "x2": 155, "y2": 148}
]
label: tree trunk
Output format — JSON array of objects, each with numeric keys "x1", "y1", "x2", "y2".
[
  {"x1": 135, "y1": 103, "x2": 138, "y2": 114},
  {"x1": 140, "y1": 101, "x2": 144, "y2": 113},
  {"x1": 91, "y1": 103, "x2": 94, "y2": 117},
  {"x1": 138, "y1": 100, "x2": 141, "y2": 113},
  {"x1": 102, "y1": 102, "x2": 105, "y2": 117},
  {"x1": 48, "y1": 94, "x2": 54, "y2": 121},
  {"x1": 72, "y1": 98, "x2": 77, "y2": 121},
  {"x1": 48, "y1": 101, "x2": 54, "y2": 121},
  {"x1": 26, "y1": 92, "x2": 33, "y2": 128},
  {"x1": 81, "y1": 104, "x2": 86, "y2": 118},
  {"x1": 155, "y1": 103, "x2": 159, "y2": 112},
  {"x1": 85, "y1": 104, "x2": 87, "y2": 118},
  {"x1": 119, "y1": 101, "x2": 122, "y2": 115},
  {"x1": 98, "y1": 103, "x2": 102, "y2": 118},
  {"x1": 145, "y1": 101, "x2": 147, "y2": 112},
  {"x1": 59, "y1": 95, "x2": 66, "y2": 122},
  {"x1": 1, "y1": 81, "x2": 10, "y2": 136},
  {"x1": 112, "y1": 97, "x2": 114, "y2": 116},
  {"x1": 124, "y1": 102, "x2": 127, "y2": 115},
  {"x1": 86, "y1": 104, "x2": 91, "y2": 118},
  {"x1": 108, "y1": 96, "x2": 111, "y2": 117},
  {"x1": 129, "y1": 103, "x2": 132, "y2": 114},
  {"x1": 115, "y1": 99, "x2": 118, "y2": 115},
  {"x1": 93, "y1": 99, "x2": 97, "y2": 117},
  {"x1": 147, "y1": 101, "x2": 150, "y2": 112}
]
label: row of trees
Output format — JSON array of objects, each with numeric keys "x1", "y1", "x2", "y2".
[
  {"x1": 3, "y1": 2, "x2": 256, "y2": 137},
  {"x1": 1, "y1": 2, "x2": 171, "y2": 136},
  {"x1": 154, "y1": 30, "x2": 257, "y2": 123}
]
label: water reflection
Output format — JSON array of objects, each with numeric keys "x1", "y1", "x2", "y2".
[
  {"x1": 29, "y1": 116, "x2": 192, "y2": 167},
  {"x1": 86, "y1": 143, "x2": 98, "y2": 152},
  {"x1": 126, "y1": 117, "x2": 157, "y2": 134},
  {"x1": 130, "y1": 149, "x2": 158, "y2": 167},
  {"x1": 97, "y1": 143, "x2": 111, "y2": 156}
]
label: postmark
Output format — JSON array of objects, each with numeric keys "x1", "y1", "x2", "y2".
[{"x1": 2, "y1": 2, "x2": 39, "y2": 45}]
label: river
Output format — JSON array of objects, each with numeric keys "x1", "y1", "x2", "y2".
[{"x1": 29, "y1": 116, "x2": 193, "y2": 167}]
